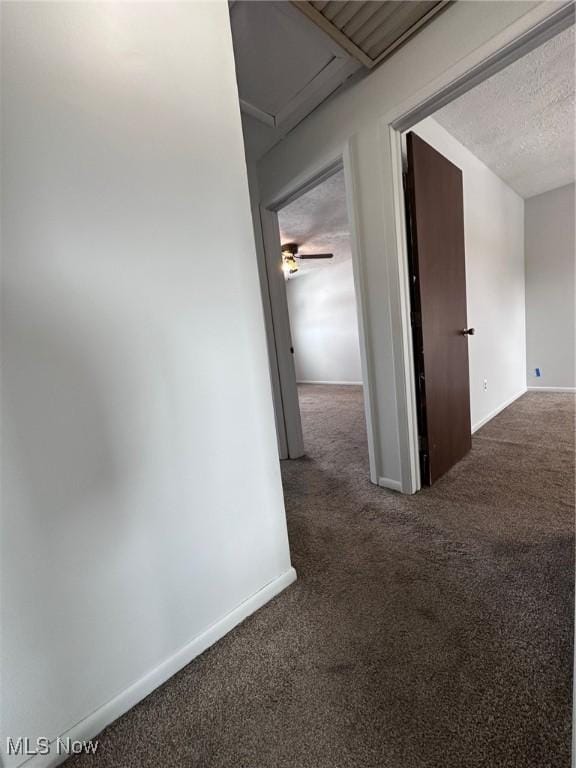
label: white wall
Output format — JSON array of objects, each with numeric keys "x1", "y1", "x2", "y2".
[
  {"x1": 525, "y1": 183, "x2": 575, "y2": 390},
  {"x1": 1, "y1": 4, "x2": 294, "y2": 766},
  {"x1": 411, "y1": 118, "x2": 526, "y2": 431},
  {"x1": 255, "y1": 1, "x2": 557, "y2": 491},
  {"x1": 287, "y1": 261, "x2": 362, "y2": 384}
]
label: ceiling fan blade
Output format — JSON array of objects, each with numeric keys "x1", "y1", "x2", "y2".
[{"x1": 296, "y1": 253, "x2": 334, "y2": 259}]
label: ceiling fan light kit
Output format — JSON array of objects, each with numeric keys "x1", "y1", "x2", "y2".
[
  {"x1": 282, "y1": 253, "x2": 299, "y2": 275},
  {"x1": 281, "y1": 242, "x2": 335, "y2": 277}
]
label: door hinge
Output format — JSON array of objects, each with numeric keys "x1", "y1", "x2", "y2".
[{"x1": 410, "y1": 310, "x2": 421, "y2": 327}]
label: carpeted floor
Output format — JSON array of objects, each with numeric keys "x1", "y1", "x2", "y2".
[{"x1": 68, "y1": 386, "x2": 574, "y2": 768}]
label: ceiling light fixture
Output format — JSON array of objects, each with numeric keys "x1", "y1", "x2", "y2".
[
  {"x1": 280, "y1": 242, "x2": 334, "y2": 277},
  {"x1": 281, "y1": 243, "x2": 299, "y2": 276}
]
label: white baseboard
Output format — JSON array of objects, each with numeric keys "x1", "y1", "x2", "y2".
[
  {"x1": 297, "y1": 380, "x2": 363, "y2": 386},
  {"x1": 471, "y1": 387, "x2": 527, "y2": 433},
  {"x1": 378, "y1": 477, "x2": 403, "y2": 492},
  {"x1": 15, "y1": 568, "x2": 297, "y2": 768},
  {"x1": 527, "y1": 386, "x2": 576, "y2": 393}
]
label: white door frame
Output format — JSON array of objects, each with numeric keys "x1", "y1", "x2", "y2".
[
  {"x1": 260, "y1": 153, "x2": 380, "y2": 482},
  {"x1": 259, "y1": 204, "x2": 304, "y2": 459}
]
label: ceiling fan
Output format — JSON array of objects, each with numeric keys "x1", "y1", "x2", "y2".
[{"x1": 281, "y1": 242, "x2": 334, "y2": 275}]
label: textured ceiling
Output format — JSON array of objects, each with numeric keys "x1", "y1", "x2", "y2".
[
  {"x1": 433, "y1": 26, "x2": 575, "y2": 199},
  {"x1": 278, "y1": 169, "x2": 349, "y2": 277}
]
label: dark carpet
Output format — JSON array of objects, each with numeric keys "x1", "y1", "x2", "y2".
[{"x1": 67, "y1": 386, "x2": 574, "y2": 768}]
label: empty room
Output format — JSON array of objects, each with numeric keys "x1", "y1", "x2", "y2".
[{"x1": 2, "y1": 3, "x2": 574, "y2": 768}]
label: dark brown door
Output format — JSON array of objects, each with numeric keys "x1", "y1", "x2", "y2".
[{"x1": 405, "y1": 132, "x2": 472, "y2": 485}]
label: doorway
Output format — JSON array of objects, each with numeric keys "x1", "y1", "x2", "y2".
[
  {"x1": 276, "y1": 169, "x2": 368, "y2": 465},
  {"x1": 260, "y1": 160, "x2": 378, "y2": 483},
  {"x1": 397, "y1": 19, "x2": 574, "y2": 485}
]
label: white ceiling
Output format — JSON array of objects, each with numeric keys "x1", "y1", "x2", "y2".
[
  {"x1": 278, "y1": 169, "x2": 349, "y2": 277},
  {"x1": 433, "y1": 25, "x2": 575, "y2": 199},
  {"x1": 230, "y1": 1, "x2": 360, "y2": 160},
  {"x1": 230, "y1": 0, "x2": 450, "y2": 161},
  {"x1": 233, "y1": 3, "x2": 332, "y2": 115}
]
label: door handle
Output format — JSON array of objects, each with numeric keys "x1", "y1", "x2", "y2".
[{"x1": 462, "y1": 328, "x2": 475, "y2": 336}]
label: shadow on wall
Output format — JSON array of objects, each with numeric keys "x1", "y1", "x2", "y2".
[
  {"x1": 1, "y1": 278, "x2": 131, "y2": 745},
  {"x1": 3, "y1": 292, "x2": 122, "y2": 525},
  {"x1": 286, "y1": 260, "x2": 362, "y2": 385}
]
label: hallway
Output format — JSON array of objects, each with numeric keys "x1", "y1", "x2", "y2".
[{"x1": 68, "y1": 386, "x2": 574, "y2": 768}]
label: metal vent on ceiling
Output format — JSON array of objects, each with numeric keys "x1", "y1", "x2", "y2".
[{"x1": 292, "y1": 1, "x2": 451, "y2": 69}]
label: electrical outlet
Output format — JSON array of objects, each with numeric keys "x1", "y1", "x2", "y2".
[
  {"x1": 483, "y1": 379, "x2": 488, "y2": 391},
  {"x1": 535, "y1": 367, "x2": 541, "y2": 378}
]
